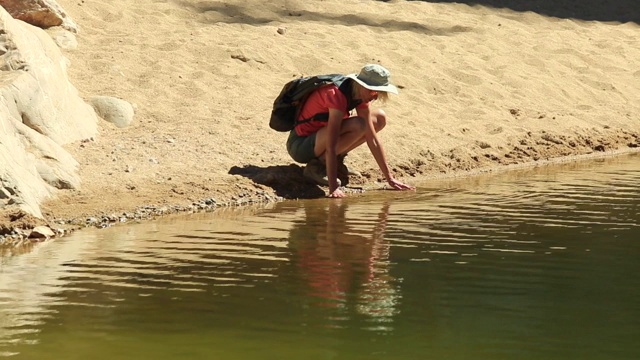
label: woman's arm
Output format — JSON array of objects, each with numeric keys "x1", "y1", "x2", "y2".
[
  {"x1": 360, "y1": 107, "x2": 391, "y2": 180},
  {"x1": 357, "y1": 107, "x2": 415, "y2": 191},
  {"x1": 325, "y1": 108, "x2": 345, "y2": 197}
]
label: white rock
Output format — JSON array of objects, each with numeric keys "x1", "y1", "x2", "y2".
[
  {"x1": 45, "y1": 26, "x2": 77, "y2": 50},
  {"x1": 90, "y1": 96, "x2": 135, "y2": 128},
  {"x1": 28, "y1": 225, "x2": 55, "y2": 239},
  {"x1": 0, "y1": 7, "x2": 97, "y2": 218}
]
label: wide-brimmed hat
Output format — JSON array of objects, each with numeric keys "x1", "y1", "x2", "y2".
[{"x1": 345, "y1": 64, "x2": 399, "y2": 95}]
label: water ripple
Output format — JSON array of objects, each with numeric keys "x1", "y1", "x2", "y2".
[{"x1": 2, "y1": 155, "x2": 640, "y2": 358}]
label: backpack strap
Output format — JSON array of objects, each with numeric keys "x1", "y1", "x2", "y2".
[
  {"x1": 295, "y1": 76, "x2": 362, "y2": 128},
  {"x1": 336, "y1": 77, "x2": 363, "y2": 112}
]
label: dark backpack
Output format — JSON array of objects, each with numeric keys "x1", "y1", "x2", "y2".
[{"x1": 269, "y1": 74, "x2": 357, "y2": 132}]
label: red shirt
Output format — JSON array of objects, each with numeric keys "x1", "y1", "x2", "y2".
[{"x1": 295, "y1": 84, "x2": 369, "y2": 137}]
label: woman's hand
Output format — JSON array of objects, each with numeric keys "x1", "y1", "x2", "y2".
[
  {"x1": 387, "y1": 177, "x2": 415, "y2": 191},
  {"x1": 327, "y1": 187, "x2": 346, "y2": 198}
]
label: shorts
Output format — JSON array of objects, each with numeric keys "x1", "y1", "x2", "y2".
[{"x1": 287, "y1": 129, "x2": 317, "y2": 164}]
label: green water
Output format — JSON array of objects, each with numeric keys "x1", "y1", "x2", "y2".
[{"x1": 1, "y1": 155, "x2": 640, "y2": 359}]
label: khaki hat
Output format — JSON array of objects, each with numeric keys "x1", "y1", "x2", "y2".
[{"x1": 345, "y1": 64, "x2": 399, "y2": 95}]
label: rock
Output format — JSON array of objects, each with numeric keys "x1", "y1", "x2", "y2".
[
  {"x1": 0, "y1": 7, "x2": 98, "y2": 218},
  {"x1": 0, "y1": 0, "x2": 78, "y2": 33},
  {"x1": 28, "y1": 225, "x2": 55, "y2": 239},
  {"x1": 90, "y1": 96, "x2": 135, "y2": 128},
  {"x1": 45, "y1": 26, "x2": 77, "y2": 49},
  {"x1": 0, "y1": 8, "x2": 96, "y2": 144}
]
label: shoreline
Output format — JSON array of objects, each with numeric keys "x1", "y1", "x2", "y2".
[{"x1": 2, "y1": 146, "x2": 638, "y2": 249}]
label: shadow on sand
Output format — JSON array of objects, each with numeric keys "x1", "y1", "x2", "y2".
[
  {"x1": 177, "y1": 0, "x2": 638, "y2": 26},
  {"x1": 173, "y1": 0, "x2": 471, "y2": 35},
  {"x1": 399, "y1": 0, "x2": 638, "y2": 23},
  {"x1": 229, "y1": 164, "x2": 326, "y2": 199}
]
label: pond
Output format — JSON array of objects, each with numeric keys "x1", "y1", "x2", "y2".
[{"x1": 1, "y1": 154, "x2": 639, "y2": 359}]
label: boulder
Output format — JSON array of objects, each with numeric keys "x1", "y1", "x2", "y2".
[
  {"x1": 0, "y1": 0, "x2": 78, "y2": 33},
  {"x1": 28, "y1": 225, "x2": 56, "y2": 239},
  {"x1": 0, "y1": 7, "x2": 97, "y2": 218},
  {"x1": 90, "y1": 96, "x2": 135, "y2": 128},
  {"x1": 46, "y1": 26, "x2": 77, "y2": 50}
]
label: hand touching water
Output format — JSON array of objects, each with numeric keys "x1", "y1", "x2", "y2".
[
  {"x1": 387, "y1": 177, "x2": 415, "y2": 191},
  {"x1": 327, "y1": 187, "x2": 346, "y2": 198}
]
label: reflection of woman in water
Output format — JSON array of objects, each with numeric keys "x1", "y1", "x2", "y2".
[{"x1": 288, "y1": 199, "x2": 399, "y2": 323}]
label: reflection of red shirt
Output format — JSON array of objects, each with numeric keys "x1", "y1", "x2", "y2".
[{"x1": 295, "y1": 85, "x2": 369, "y2": 137}]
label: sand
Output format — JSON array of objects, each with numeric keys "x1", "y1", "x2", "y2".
[{"x1": 9, "y1": 0, "x2": 639, "y2": 230}]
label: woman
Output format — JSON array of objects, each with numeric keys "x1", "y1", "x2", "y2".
[{"x1": 287, "y1": 64, "x2": 415, "y2": 198}]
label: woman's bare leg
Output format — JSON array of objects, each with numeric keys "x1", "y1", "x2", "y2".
[
  {"x1": 339, "y1": 109, "x2": 387, "y2": 155},
  {"x1": 313, "y1": 109, "x2": 387, "y2": 160},
  {"x1": 313, "y1": 116, "x2": 366, "y2": 160}
]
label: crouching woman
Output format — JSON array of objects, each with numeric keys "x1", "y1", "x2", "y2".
[{"x1": 287, "y1": 64, "x2": 415, "y2": 198}]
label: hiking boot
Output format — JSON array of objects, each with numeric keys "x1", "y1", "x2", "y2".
[
  {"x1": 337, "y1": 155, "x2": 361, "y2": 184},
  {"x1": 304, "y1": 158, "x2": 341, "y2": 187},
  {"x1": 337, "y1": 160, "x2": 350, "y2": 187}
]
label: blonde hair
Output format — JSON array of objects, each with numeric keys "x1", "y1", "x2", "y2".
[
  {"x1": 377, "y1": 91, "x2": 389, "y2": 103},
  {"x1": 352, "y1": 82, "x2": 389, "y2": 103}
]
